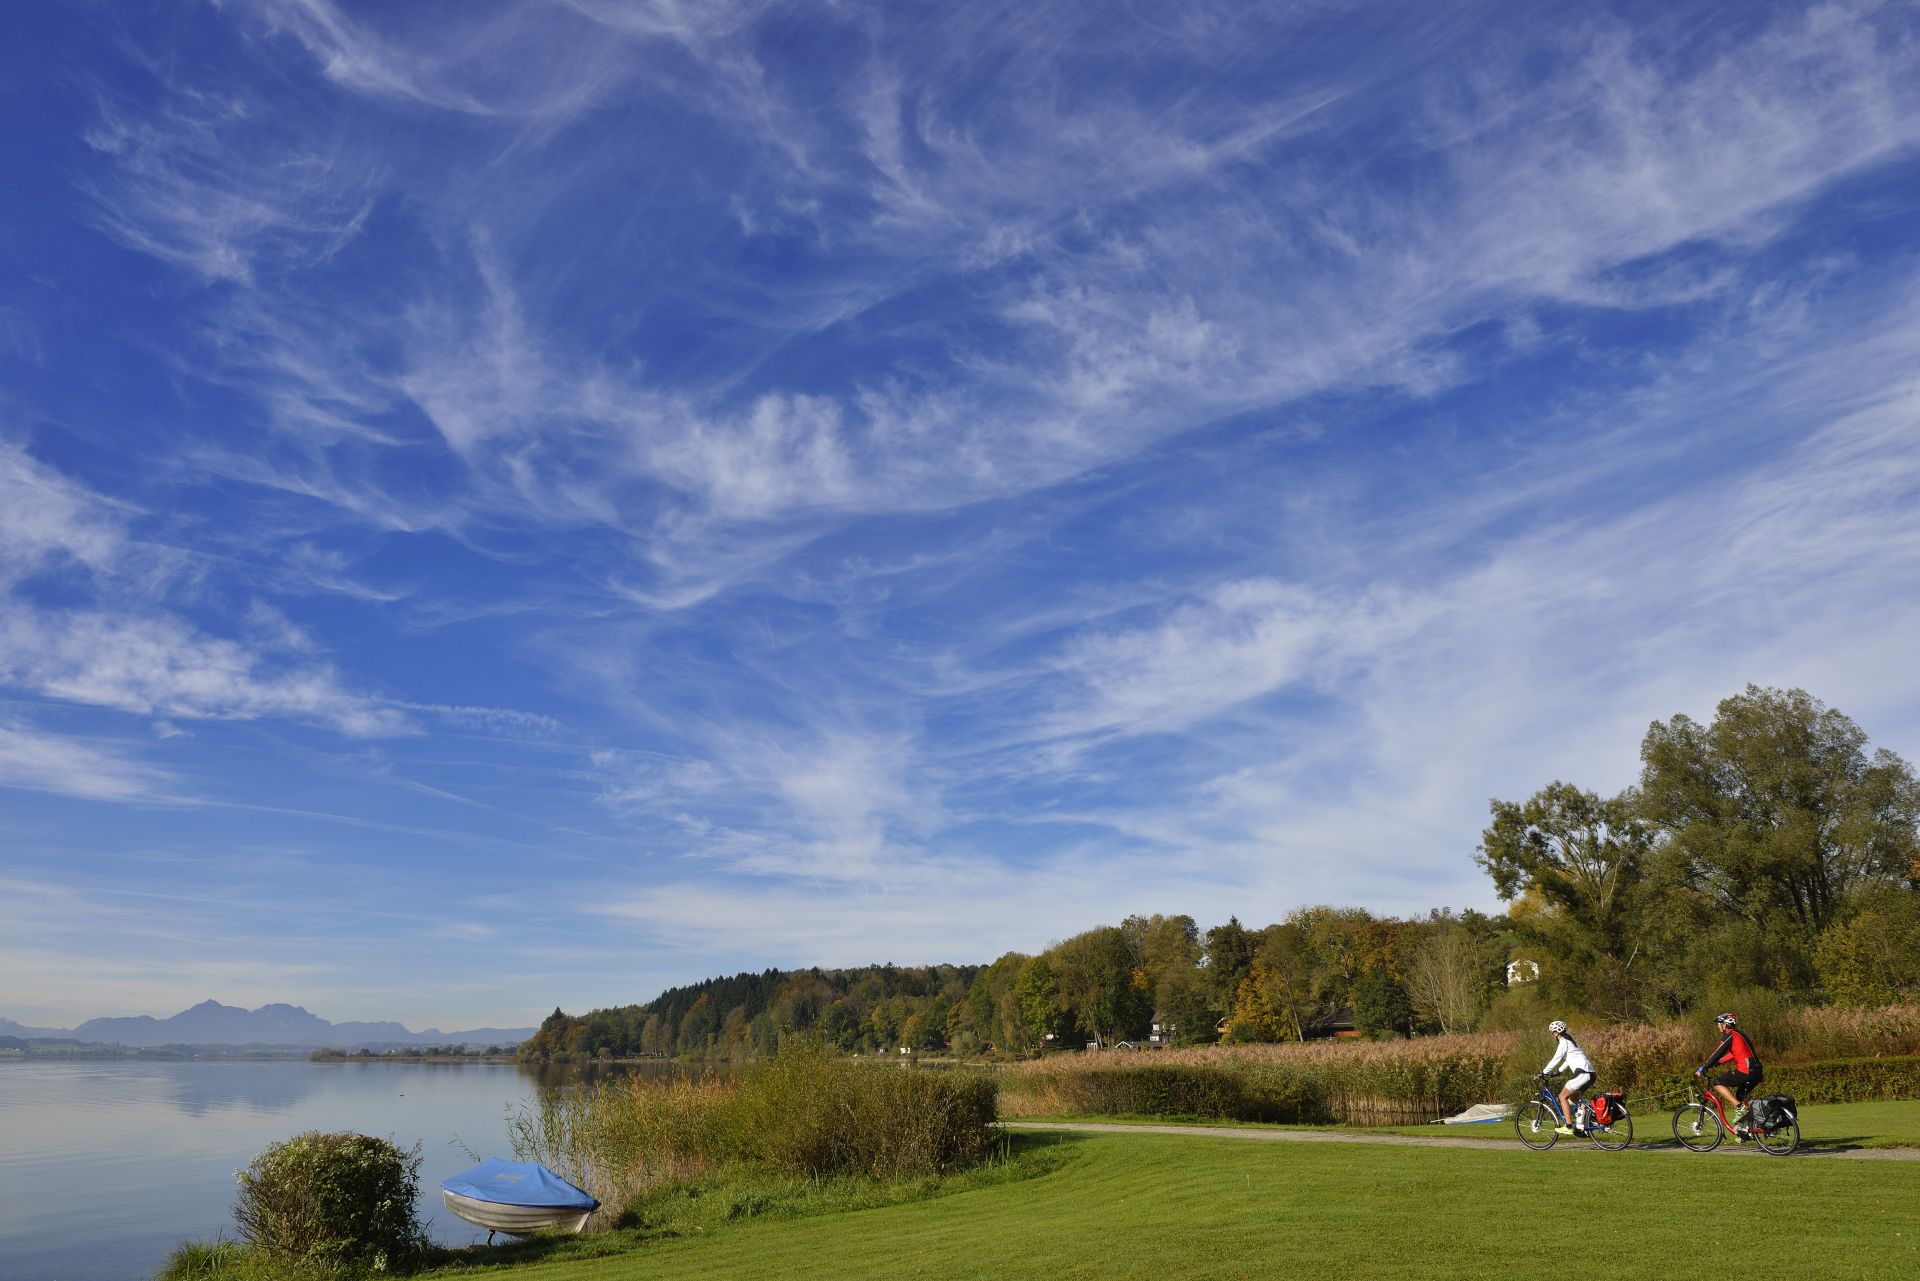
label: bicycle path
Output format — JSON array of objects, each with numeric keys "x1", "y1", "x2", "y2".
[{"x1": 1001, "y1": 1119, "x2": 1920, "y2": 1161}]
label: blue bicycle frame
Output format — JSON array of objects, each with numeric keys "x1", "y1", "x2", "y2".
[{"x1": 1535, "y1": 1074, "x2": 1584, "y2": 1127}]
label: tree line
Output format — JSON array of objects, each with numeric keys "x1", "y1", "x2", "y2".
[{"x1": 523, "y1": 687, "x2": 1920, "y2": 1061}]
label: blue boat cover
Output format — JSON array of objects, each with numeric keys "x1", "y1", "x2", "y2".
[{"x1": 440, "y1": 1160, "x2": 599, "y2": 1210}]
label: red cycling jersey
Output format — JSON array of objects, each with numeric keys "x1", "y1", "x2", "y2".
[{"x1": 1703, "y1": 1029, "x2": 1759, "y2": 1074}]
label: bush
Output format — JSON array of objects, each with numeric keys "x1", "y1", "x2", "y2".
[
  {"x1": 233, "y1": 1131, "x2": 425, "y2": 1271},
  {"x1": 734, "y1": 1042, "x2": 998, "y2": 1180},
  {"x1": 1770, "y1": 1056, "x2": 1920, "y2": 1104}
]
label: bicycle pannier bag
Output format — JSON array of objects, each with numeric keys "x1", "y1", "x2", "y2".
[
  {"x1": 1751, "y1": 1095, "x2": 1795, "y2": 1130},
  {"x1": 1590, "y1": 1091, "x2": 1623, "y2": 1126}
]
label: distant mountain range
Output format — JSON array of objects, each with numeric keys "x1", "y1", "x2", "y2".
[{"x1": 0, "y1": 1000, "x2": 533, "y2": 1049}]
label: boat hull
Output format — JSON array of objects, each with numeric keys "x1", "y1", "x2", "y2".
[{"x1": 442, "y1": 1189, "x2": 592, "y2": 1236}]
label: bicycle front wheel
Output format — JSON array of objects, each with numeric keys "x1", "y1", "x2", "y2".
[
  {"x1": 1516, "y1": 1101, "x2": 1560, "y2": 1149},
  {"x1": 1755, "y1": 1117, "x2": 1799, "y2": 1156},
  {"x1": 1589, "y1": 1110, "x2": 1633, "y2": 1151},
  {"x1": 1672, "y1": 1104, "x2": 1721, "y2": 1152}
]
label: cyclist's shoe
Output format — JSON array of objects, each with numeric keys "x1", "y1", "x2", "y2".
[{"x1": 1553, "y1": 1126, "x2": 1574, "y2": 1136}]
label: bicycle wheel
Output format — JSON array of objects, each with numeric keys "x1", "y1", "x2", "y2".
[
  {"x1": 1754, "y1": 1116, "x2": 1799, "y2": 1156},
  {"x1": 1588, "y1": 1110, "x2": 1634, "y2": 1151},
  {"x1": 1516, "y1": 1100, "x2": 1560, "y2": 1149},
  {"x1": 1672, "y1": 1104, "x2": 1722, "y2": 1152}
]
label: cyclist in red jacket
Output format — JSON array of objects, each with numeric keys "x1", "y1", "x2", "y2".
[{"x1": 1696, "y1": 1012, "x2": 1763, "y2": 1126}]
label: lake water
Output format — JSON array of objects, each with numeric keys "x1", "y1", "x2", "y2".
[{"x1": 0, "y1": 1059, "x2": 621, "y2": 1281}]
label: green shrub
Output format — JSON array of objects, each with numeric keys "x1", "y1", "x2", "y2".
[
  {"x1": 1769, "y1": 1056, "x2": 1920, "y2": 1104},
  {"x1": 233, "y1": 1131, "x2": 425, "y2": 1272}
]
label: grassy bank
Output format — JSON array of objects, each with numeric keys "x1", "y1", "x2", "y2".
[{"x1": 423, "y1": 1131, "x2": 1915, "y2": 1280}]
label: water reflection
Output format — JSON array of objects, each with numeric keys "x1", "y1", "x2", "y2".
[
  {"x1": 159, "y1": 1061, "x2": 323, "y2": 1117},
  {"x1": 515, "y1": 1059, "x2": 728, "y2": 1091},
  {"x1": 154, "y1": 1059, "x2": 690, "y2": 1119},
  {"x1": 0, "y1": 1060, "x2": 588, "y2": 1281}
]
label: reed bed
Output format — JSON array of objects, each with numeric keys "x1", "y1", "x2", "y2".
[
  {"x1": 508, "y1": 1043, "x2": 998, "y2": 1222},
  {"x1": 999, "y1": 1004, "x2": 1920, "y2": 1124}
]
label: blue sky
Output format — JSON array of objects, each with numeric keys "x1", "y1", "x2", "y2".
[{"x1": 3, "y1": 0, "x2": 1919, "y2": 1030}]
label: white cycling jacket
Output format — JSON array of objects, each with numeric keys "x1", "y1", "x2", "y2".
[{"x1": 1542, "y1": 1035, "x2": 1593, "y2": 1077}]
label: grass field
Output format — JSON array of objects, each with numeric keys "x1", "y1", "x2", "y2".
[{"x1": 425, "y1": 1129, "x2": 1919, "y2": 1281}]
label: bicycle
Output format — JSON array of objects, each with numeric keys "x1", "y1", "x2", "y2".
[
  {"x1": 1514, "y1": 1075, "x2": 1633, "y2": 1151},
  {"x1": 1671, "y1": 1082, "x2": 1799, "y2": 1156}
]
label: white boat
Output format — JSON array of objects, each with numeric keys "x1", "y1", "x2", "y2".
[
  {"x1": 439, "y1": 1159, "x2": 599, "y2": 1242},
  {"x1": 441, "y1": 1188, "x2": 593, "y2": 1237}
]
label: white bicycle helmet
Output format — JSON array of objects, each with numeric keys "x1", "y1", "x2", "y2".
[
  {"x1": 1547, "y1": 1019, "x2": 1567, "y2": 1035},
  {"x1": 1715, "y1": 1011, "x2": 1738, "y2": 1027}
]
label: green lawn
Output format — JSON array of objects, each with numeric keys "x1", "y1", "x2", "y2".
[{"x1": 431, "y1": 1130, "x2": 1919, "y2": 1281}]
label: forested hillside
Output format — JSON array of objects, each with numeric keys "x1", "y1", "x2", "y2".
[{"x1": 525, "y1": 687, "x2": 1920, "y2": 1061}]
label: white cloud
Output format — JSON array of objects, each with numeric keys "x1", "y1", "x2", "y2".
[
  {"x1": 0, "y1": 608, "x2": 407, "y2": 737},
  {"x1": 1047, "y1": 581, "x2": 1433, "y2": 740},
  {"x1": 0, "y1": 443, "x2": 127, "y2": 584},
  {"x1": 0, "y1": 720, "x2": 175, "y2": 802},
  {"x1": 81, "y1": 84, "x2": 374, "y2": 285}
]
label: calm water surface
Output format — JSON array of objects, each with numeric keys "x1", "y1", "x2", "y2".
[{"x1": 0, "y1": 1059, "x2": 636, "y2": 1281}]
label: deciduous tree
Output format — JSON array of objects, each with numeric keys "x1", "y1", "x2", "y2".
[
  {"x1": 1638, "y1": 685, "x2": 1920, "y2": 947},
  {"x1": 1477, "y1": 781, "x2": 1655, "y2": 1012}
]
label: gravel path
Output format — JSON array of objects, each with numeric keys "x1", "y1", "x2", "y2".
[{"x1": 1002, "y1": 1119, "x2": 1920, "y2": 1161}]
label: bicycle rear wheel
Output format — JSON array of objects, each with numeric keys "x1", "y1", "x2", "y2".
[
  {"x1": 1672, "y1": 1104, "x2": 1721, "y2": 1152},
  {"x1": 1754, "y1": 1117, "x2": 1799, "y2": 1156},
  {"x1": 1588, "y1": 1110, "x2": 1633, "y2": 1151},
  {"x1": 1516, "y1": 1101, "x2": 1560, "y2": 1149}
]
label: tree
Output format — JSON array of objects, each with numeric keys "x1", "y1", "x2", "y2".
[
  {"x1": 1224, "y1": 962, "x2": 1288, "y2": 1043},
  {"x1": 1404, "y1": 916, "x2": 1496, "y2": 1034},
  {"x1": 1813, "y1": 890, "x2": 1920, "y2": 1006},
  {"x1": 1638, "y1": 686, "x2": 1920, "y2": 949},
  {"x1": 1013, "y1": 955, "x2": 1067, "y2": 1049},
  {"x1": 1202, "y1": 917, "x2": 1256, "y2": 1018},
  {"x1": 676, "y1": 993, "x2": 716, "y2": 1055},
  {"x1": 818, "y1": 1000, "x2": 861, "y2": 1051},
  {"x1": 747, "y1": 1011, "x2": 780, "y2": 1056},
  {"x1": 1229, "y1": 922, "x2": 1338, "y2": 1042},
  {"x1": 1051, "y1": 926, "x2": 1150, "y2": 1045},
  {"x1": 1353, "y1": 966, "x2": 1414, "y2": 1039},
  {"x1": 963, "y1": 952, "x2": 1027, "y2": 1052},
  {"x1": 1476, "y1": 781, "x2": 1656, "y2": 1011}
]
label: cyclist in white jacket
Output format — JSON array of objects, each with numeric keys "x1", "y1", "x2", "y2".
[{"x1": 1541, "y1": 1020, "x2": 1595, "y2": 1135}]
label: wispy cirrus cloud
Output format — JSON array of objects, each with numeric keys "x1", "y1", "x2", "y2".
[
  {"x1": 0, "y1": 441, "x2": 408, "y2": 752},
  {"x1": 0, "y1": 719, "x2": 176, "y2": 802},
  {"x1": 0, "y1": 609, "x2": 407, "y2": 737}
]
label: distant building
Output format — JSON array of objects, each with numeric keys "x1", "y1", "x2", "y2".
[
  {"x1": 1506, "y1": 959, "x2": 1541, "y2": 986},
  {"x1": 1306, "y1": 1006, "x2": 1358, "y2": 1040}
]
